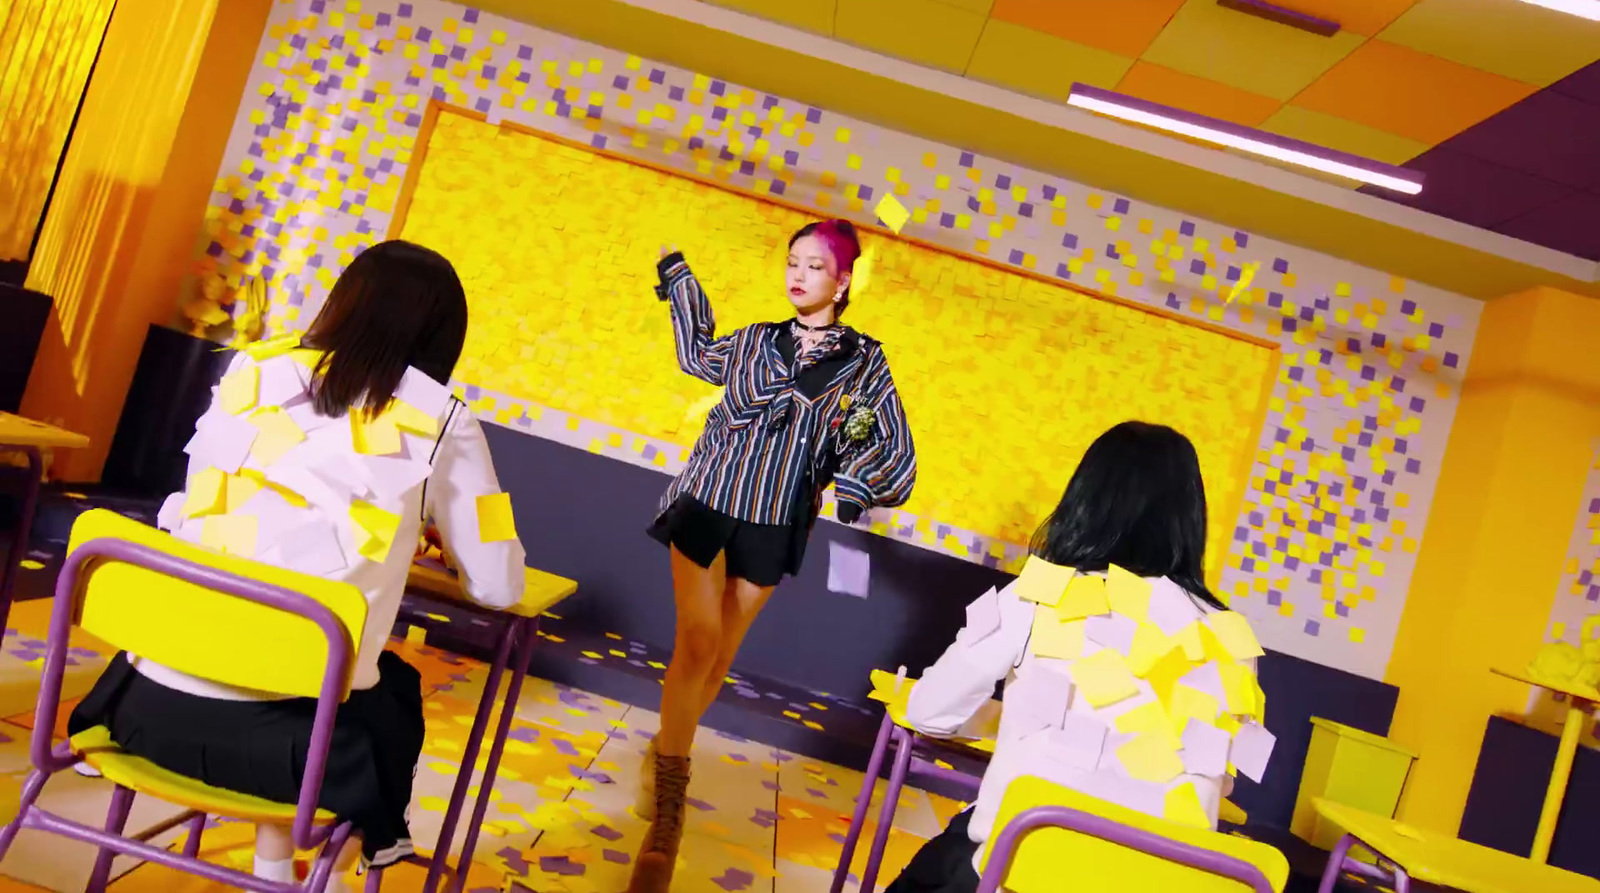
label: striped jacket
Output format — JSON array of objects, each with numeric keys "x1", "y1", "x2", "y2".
[{"x1": 655, "y1": 252, "x2": 916, "y2": 526}]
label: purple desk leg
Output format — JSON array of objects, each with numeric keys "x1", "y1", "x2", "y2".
[
  {"x1": 0, "y1": 446, "x2": 42, "y2": 638},
  {"x1": 446, "y1": 616, "x2": 539, "y2": 893},
  {"x1": 858, "y1": 726, "x2": 914, "y2": 893},
  {"x1": 831, "y1": 712, "x2": 895, "y2": 893},
  {"x1": 420, "y1": 617, "x2": 516, "y2": 893},
  {"x1": 1317, "y1": 834, "x2": 1411, "y2": 893}
]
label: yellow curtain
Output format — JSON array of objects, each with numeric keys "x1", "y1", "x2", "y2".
[{"x1": 0, "y1": 0, "x2": 117, "y2": 262}]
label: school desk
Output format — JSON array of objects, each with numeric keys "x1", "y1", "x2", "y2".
[
  {"x1": 396, "y1": 559, "x2": 577, "y2": 893},
  {"x1": 1489, "y1": 666, "x2": 1599, "y2": 864},
  {"x1": 832, "y1": 671, "x2": 1251, "y2": 893},
  {"x1": 1313, "y1": 798, "x2": 1600, "y2": 893},
  {"x1": 0, "y1": 412, "x2": 88, "y2": 636}
]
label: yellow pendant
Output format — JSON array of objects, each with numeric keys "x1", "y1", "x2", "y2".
[{"x1": 840, "y1": 394, "x2": 853, "y2": 411}]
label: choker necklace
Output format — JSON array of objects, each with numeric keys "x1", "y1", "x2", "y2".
[{"x1": 793, "y1": 319, "x2": 839, "y2": 332}]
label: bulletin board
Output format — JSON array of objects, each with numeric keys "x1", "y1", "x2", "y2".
[{"x1": 393, "y1": 106, "x2": 1279, "y2": 569}]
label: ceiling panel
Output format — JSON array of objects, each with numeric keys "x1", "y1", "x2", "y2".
[
  {"x1": 1495, "y1": 192, "x2": 1600, "y2": 261},
  {"x1": 990, "y1": 0, "x2": 1186, "y2": 57},
  {"x1": 1552, "y1": 60, "x2": 1600, "y2": 105},
  {"x1": 705, "y1": 0, "x2": 838, "y2": 33},
  {"x1": 1266, "y1": 0, "x2": 1420, "y2": 36},
  {"x1": 1260, "y1": 105, "x2": 1430, "y2": 165},
  {"x1": 1291, "y1": 39, "x2": 1537, "y2": 144},
  {"x1": 1140, "y1": 0, "x2": 1367, "y2": 101},
  {"x1": 1445, "y1": 90, "x2": 1600, "y2": 190},
  {"x1": 935, "y1": 0, "x2": 997, "y2": 12},
  {"x1": 1361, "y1": 147, "x2": 1573, "y2": 227},
  {"x1": 1116, "y1": 60, "x2": 1283, "y2": 126},
  {"x1": 834, "y1": 0, "x2": 987, "y2": 73},
  {"x1": 966, "y1": 19, "x2": 1135, "y2": 100},
  {"x1": 1377, "y1": 0, "x2": 1600, "y2": 87}
]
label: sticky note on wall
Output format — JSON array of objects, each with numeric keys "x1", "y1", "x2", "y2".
[{"x1": 477, "y1": 492, "x2": 518, "y2": 543}]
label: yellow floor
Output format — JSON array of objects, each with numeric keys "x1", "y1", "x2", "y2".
[{"x1": 0, "y1": 600, "x2": 961, "y2": 892}]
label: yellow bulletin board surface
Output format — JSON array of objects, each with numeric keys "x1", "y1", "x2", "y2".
[{"x1": 393, "y1": 105, "x2": 1279, "y2": 571}]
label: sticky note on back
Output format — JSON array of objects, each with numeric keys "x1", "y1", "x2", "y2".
[
  {"x1": 1014, "y1": 556, "x2": 1074, "y2": 607},
  {"x1": 1219, "y1": 661, "x2": 1260, "y2": 716},
  {"x1": 1030, "y1": 606, "x2": 1084, "y2": 661},
  {"x1": 249, "y1": 407, "x2": 306, "y2": 465},
  {"x1": 350, "y1": 500, "x2": 401, "y2": 562},
  {"x1": 1206, "y1": 611, "x2": 1265, "y2": 660},
  {"x1": 1229, "y1": 721, "x2": 1276, "y2": 783},
  {"x1": 219, "y1": 364, "x2": 260, "y2": 415},
  {"x1": 182, "y1": 468, "x2": 228, "y2": 519},
  {"x1": 1069, "y1": 648, "x2": 1140, "y2": 708},
  {"x1": 1163, "y1": 782, "x2": 1211, "y2": 828},
  {"x1": 200, "y1": 513, "x2": 257, "y2": 557},
  {"x1": 1057, "y1": 574, "x2": 1108, "y2": 620},
  {"x1": 477, "y1": 492, "x2": 518, "y2": 543},
  {"x1": 1114, "y1": 701, "x2": 1180, "y2": 751},
  {"x1": 1106, "y1": 565, "x2": 1151, "y2": 621},
  {"x1": 875, "y1": 194, "x2": 911, "y2": 234},
  {"x1": 1116, "y1": 733, "x2": 1183, "y2": 783}
]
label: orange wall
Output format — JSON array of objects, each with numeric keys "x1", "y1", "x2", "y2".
[
  {"x1": 21, "y1": 0, "x2": 271, "y2": 481},
  {"x1": 1386, "y1": 286, "x2": 1600, "y2": 834}
]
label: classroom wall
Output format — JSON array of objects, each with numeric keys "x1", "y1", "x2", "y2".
[{"x1": 189, "y1": 0, "x2": 1484, "y2": 680}]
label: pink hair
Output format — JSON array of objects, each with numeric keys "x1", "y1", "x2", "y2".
[{"x1": 808, "y1": 219, "x2": 861, "y2": 277}]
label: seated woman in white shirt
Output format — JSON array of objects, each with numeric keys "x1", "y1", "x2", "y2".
[
  {"x1": 884, "y1": 421, "x2": 1267, "y2": 893},
  {"x1": 68, "y1": 241, "x2": 527, "y2": 887}
]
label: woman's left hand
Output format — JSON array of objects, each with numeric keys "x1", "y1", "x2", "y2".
[{"x1": 837, "y1": 502, "x2": 864, "y2": 525}]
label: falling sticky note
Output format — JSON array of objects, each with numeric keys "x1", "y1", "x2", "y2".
[
  {"x1": 1117, "y1": 733, "x2": 1184, "y2": 783},
  {"x1": 351, "y1": 411, "x2": 402, "y2": 456},
  {"x1": 1229, "y1": 721, "x2": 1276, "y2": 783},
  {"x1": 219, "y1": 364, "x2": 260, "y2": 415},
  {"x1": 958, "y1": 587, "x2": 1002, "y2": 646},
  {"x1": 1069, "y1": 648, "x2": 1141, "y2": 708},
  {"x1": 241, "y1": 333, "x2": 300, "y2": 361},
  {"x1": 350, "y1": 500, "x2": 401, "y2": 563},
  {"x1": 1014, "y1": 556, "x2": 1075, "y2": 606},
  {"x1": 200, "y1": 513, "x2": 258, "y2": 557},
  {"x1": 1085, "y1": 612, "x2": 1137, "y2": 656},
  {"x1": 1181, "y1": 719, "x2": 1231, "y2": 777},
  {"x1": 182, "y1": 468, "x2": 228, "y2": 518},
  {"x1": 1057, "y1": 574, "x2": 1109, "y2": 621},
  {"x1": 1147, "y1": 577, "x2": 1199, "y2": 636},
  {"x1": 1044, "y1": 714, "x2": 1108, "y2": 770},
  {"x1": 1106, "y1": 565, "x2": 1152, "y2": 621},
  {"x1": 1163, "y1": 782, "x2": 1212, "y2": 829},
  {"x1": 249, "y1": 407, "x2": 306, "y2": 465},
  {"x1": 1219, "y1": 661, "x2": 1260, "y2": 717},
  {"x1": 477, "y1": 492, "x2": 518, "y2": 544},
  {"x1": 1114, "y1": 701, "x2": 1181, "y2": 751},
  {"x1": 1225, "y1": 261, "x2": 1259, "y2": 304},
  {"x1": 1206, "y1": 611, "x2": 1265, "y2": 660},
  {"x1": 1127, "y1": 624, "x2": 1178, "y2": 677},
  {"x1": 827, "y1": 540, "x2": 871, "y2": 598},
  {"x1": 1031, "y1": 606, "x2": 1085, "y2": 661},
  {"x1": 875, "y1": 193, "x2": 911, "y2": 234}
]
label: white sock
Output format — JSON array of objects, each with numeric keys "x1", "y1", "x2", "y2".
[{"x1": 254, "y1": 855, "x2": 295, "y2": 883}]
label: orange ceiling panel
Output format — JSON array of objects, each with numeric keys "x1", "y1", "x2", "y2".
[
  {"x1": 1115, "y1": 61, "x2": 1284, "y2": 126},
  {"x1": 1267, "y1": 0, "x2": 1420, "y2": 37},
  {"x1": 1290, "y1": 39, "x2": 1538, "y2": 145},
  {"x1": 990, "y1": 0, "x2": 1186, "y2": 58}
]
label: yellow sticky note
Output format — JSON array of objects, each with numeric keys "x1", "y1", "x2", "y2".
[
  {"x1": 1070, "y1": 648, "x2": 1140, "y2": 708},
  {"x1": 241, "y1": 333, "x2": 300, "y2": 361},
  {"x1": 1164, "y1": 782, "x2": 1211, "y2": 828},
  {"x1": 1225, "y1": 261, "x2": 1259, "y2": 304},
  {"x1": 1106, "y1": 564, "x2": 1151, "y2": 622},
  {"x1": 1206, "y1": 611, "x2": 1265, "y2": 660},
  {"x1": 182, "y1": 467, "x2": 228, "y2": 518},
  {"x1": 1116, "y1": 733, "x2": 1184, "y2": 783},
  {"x1": 1167, "y1": 684, "x2": 1221, "y2": 735},
  {"x1": 249, "y1": 407, "x2": 305, "y2": 464},
  {"x1": 200, "y1": 513, "x2": 257, "y2": 556},
  {"x1": 1114, "y1": 701, "x2": 1181, "y2": 751},
  {"x1": 1057, "y1": 574, "x2": 1109, "y2": 620},
  {"x1": 386, "y1": 400, "x2": 439, "y2": 437},
  {"x1": 351, "y1": 411, "x2": 402, "y2": 456},
  {"x1": 1030, "y1": 606, "x2": 1085, "y2": 661},
  {"x1": 1014, "y1": 556, "x2": 1075, "y2": 607},
  {"x1": 874, "y1": 193, "x2": 911, "y2": 234},
  {"x1": 405, "y1": 625, "x2": 427, "y2": 645},
  {"x1": 219, "y1": 364, "x2": 260, "y2": 415},
  {"x1": 1176, "y1": 622, "x2": 1205, "y2": 661},
  {"x1": 350, "y1": 500, "x2": 401, "y2": 562},
  {"x1": 1145, "y1": 647, "x2": 1191, "y2": 707},
  {"x1": 477, "y1": 492, "x2": 518, "y2": 543},
  {"x1": 224, "y1": 471, "x2": 264, "y2": 509},
  {"x1": 1219, "y1": 662, "x2": 1259, "y2": 716},
  {"x1": 1127, "y1": 624, "x2": 1177, "y2": 677}
]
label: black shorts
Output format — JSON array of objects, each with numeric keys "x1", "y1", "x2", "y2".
[
  {"x1": 68, "y1": 651, "x2": 424, "y2": 867},
  {"x1": 646, "y1": 495, "x2": 807, "y2": 588},
  {"x1": 885, "y1": 808, "x2": 980, "y2": 893}
]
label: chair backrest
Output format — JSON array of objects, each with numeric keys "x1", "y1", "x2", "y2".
[
  {"x1": 63, "y1": 509, "x2": 368, "y2": 699},
  {"x1": 978, "y1": 776, "x2": 1289, "y2": 893}
]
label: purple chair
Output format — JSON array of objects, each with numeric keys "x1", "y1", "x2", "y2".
[{"x1": 0, "y1": 508, "x2": 371, "y2": 892}]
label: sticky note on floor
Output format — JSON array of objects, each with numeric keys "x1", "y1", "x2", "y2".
[
  {"x1": 1057, "y1": 574, "x2": 1109, "y2": 620},
  {"x1": 875, "y1": 193, "x2": 911, "y2": 234},
  {"x1": 827, "y1": 541, "x2": 871, "y2": 598},
  {"x1": 219, "y1": 364, "x2": 260, "y2": 415},
  {"x1": 1163, "y1": 782, "x2": 1211, "y2": 828},
  {"x1": 1031, "y1": 606, "x2": 1084, "y2": 661},
  {"x1": 249, "y1": 407, "x2": 306, "y2": 465},
  {"x1": 1106, "y1": 565, "x2": 1151, "y2": 621},
  {"x1": 1014, "y1": 556, "x2": 1074, "y2": 607},
  {"x1": 477, "y1": 492, "x2": 518, "y2": 543},
  {"x1": 1069, "y1": 648, "x2": 1140, "y2": 708},
  {"x1": 1206, "y1": 611, "x2": 1265, "y2": 660},
  {"x1": 1116, "y1": 733, "x2": 1183, "y2": 783},
  {"x1": 1229, "y1": 722, "x2": 1276, "y2": 783}
]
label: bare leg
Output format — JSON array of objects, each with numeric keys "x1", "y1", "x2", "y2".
[
  {"x1": 696, "y1": 576, "x2": 775, "y2": 716},
  {"x1": 655, "y1": 547, "x2": 729, "y2": 757},
  {"x1": 254, "y1": 824, "x2": 295, "y2": 882}
]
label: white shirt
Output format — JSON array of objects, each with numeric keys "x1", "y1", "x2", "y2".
[
  {"x1": 904, "y1": 574, "x2": 1257, "y2": 871},
  {"x1": 137, "y1": 348, "x2": 526, "y2": 700}
]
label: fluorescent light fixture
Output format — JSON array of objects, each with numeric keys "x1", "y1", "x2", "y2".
[
  {"x1": 1515, "y1": 0, "x2": 1600, "y2": 21},
  {"x1": 1066, "y1": 83, "x2": 1425, "y2": 195}
]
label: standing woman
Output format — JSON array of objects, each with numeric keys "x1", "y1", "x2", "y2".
[{"x1": 630, "y1": 220, "x2": 916, "y2": 892}]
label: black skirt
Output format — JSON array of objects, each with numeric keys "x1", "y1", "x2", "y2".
[
  {"x1": 67, "y1": 650, "x2": 424, "y2": 867},
  {"x1": 647, "y1": 495, "x2": 810, "y2": 588},
  {"x1": 884, "y1": 808, "x2": 981, "y2": 893}
]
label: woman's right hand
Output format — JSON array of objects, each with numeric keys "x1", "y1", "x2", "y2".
[{"x1": 660, "y1": 244, "x2": 677, "y2": 259}]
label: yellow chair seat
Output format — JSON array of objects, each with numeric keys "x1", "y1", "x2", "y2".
[{"x1": 70, "y1": 726, "x2": 336, "y2": 826}]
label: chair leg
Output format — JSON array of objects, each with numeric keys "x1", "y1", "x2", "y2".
[
  {"x1": 0, "y1": 767, "x2": 49, "y2": 860},
  {"x1": 363, "y1": 865, "x2": 383, "y2": 893},
  {"x1": 181, "y1": 812, "x2": 207, "y2": 859},
  {"x1": 85, "y1": 784, "x2": 136, "y2": 893}
]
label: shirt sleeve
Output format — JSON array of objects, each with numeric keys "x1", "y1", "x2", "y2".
[
  {"x1": 657, "y1": 252, "x2": 736, "y2": 386},
  {"x1": 834, "y1": 343, "x2": 916, "y2": 513},
  {"x1": 904, "y1": 584, "x2": 1032, "y2": 737},
  {"x1": 426, "y1": 404, "x2": 527, "y2": 609}
]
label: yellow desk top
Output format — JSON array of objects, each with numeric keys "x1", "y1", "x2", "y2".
[
  {"x1": 1314, "y1": 799, "x2": 1600, "y2": 893},
  {"x1": 1492, "y1": 666, "x2": 1600, "y2": 705},
  {"x1": 406, "y1": 561, "x2": 576, "y2": 620},
  {"x1": 0, "y1": 412, "x2": 89, "y2": 450}
]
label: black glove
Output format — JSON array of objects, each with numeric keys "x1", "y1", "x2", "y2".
[{"x1": 838, "y1": 502, "x2": 864, "y2": 525}]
